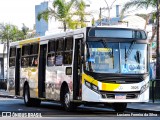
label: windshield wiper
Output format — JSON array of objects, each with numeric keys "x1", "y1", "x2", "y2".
[
  {"x1": 125, "y1": 40, "x2": 136, "y2": 62},
  {"x1": 101, "y1": 40, "x2": 114, "y2": 68},
  {"x1": 101, "y1": 40, "x2": 113, "y2": 58}
]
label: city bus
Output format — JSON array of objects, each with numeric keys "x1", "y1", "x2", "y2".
[{"x1": 8, "y1": 27, "x2": 149, "y2": 112}]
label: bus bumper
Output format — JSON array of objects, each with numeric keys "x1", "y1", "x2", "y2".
[{"x1": 82, "y1": 82, "x2": 149, "y2": 103}]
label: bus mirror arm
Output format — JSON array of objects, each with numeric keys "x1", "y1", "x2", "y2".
[{"x1": 81, "y1": 56, "x2": 84, "y2": 64}]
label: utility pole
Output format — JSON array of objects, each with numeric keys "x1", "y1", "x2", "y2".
[
  {"x1": 104, "y1": 0, "x2": 117, "y2": 25},
  {"x1": 156, "y1": 0, "x2": 160, "y2": 79},
  {"x1": 99, "y1": 7, "x2": 102, "y2": 26}
]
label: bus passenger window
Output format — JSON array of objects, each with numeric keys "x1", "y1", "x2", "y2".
[
  {"x1": 64, "y1": 52, "x2": 72, "y2": 65},
  {"x1": 30, "y1": 57, "x2": 38, "y2": 67},
  {"x1": 64, "y1": 37, "x2": 73, "y2": 65},
  {"x1": 21, "y1": 57, "x2": 29, "y2": 67},
  {"x1": 47, "y1": 54, "x2": 55, "y2": 66},
  {"x1": 9, "y1": 47, "x2": 16, "y2": 67},
  {"x1": 55, "y1": 54, "x2": 63, "y2": 66},
  {"x1": 47, "y1": 40, "x2": 56, "y2": 66}
]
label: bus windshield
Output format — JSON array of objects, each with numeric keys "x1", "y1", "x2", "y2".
[{"x1": 85, "y1": 41, "x2": 147, "y2": 74}]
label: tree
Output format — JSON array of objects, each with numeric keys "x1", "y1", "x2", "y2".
[
  {"x1": 22, "y1": 23, "x2": 29, "y2": 39},
  {"x1": 37, "y1": 0, "x2": 87, "y2": 31},
  {"x1": 0, "y1": 23, "x2": 24, "y2": 84},
  {"x1": 72, "y1": 0, "x2": 88, "y2": 28},
  {"x1": 121, "y1": 0, "x2": 156, "y2": 17},
  {"x1": 0, "y1": 23, "x2": 25, "y2": 42},
  {"x1": 121, "y1": 0, "x2": 157, "y2": 42}
]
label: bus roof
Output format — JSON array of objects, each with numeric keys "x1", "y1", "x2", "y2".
[{"x1": 9, "y1": 26, "x2": 146, "y2": 47}]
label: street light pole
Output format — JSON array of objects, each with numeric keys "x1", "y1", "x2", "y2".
[
  {"x1": 104, "y1": 0, "x2": 117, "y2": 25},
  {"x1": 99, "y1": 7, "x2": 108, "y2": 26},
  {"x1": 100, "y1": 7, "x2": 102, "y2": 26},
  {"x1": 156, "y1": 0, "x2": 160, "y2": 79}
]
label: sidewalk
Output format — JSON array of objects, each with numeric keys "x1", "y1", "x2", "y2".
[{"x1": 0, "y1": 89, "x2": 16, "y2": 98}]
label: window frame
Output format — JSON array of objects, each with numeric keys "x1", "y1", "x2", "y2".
[
  {"x1": 63, "y1": 37, "x2": 73, "y2": 65},
  {"x1": 21, "y1": 43, "x2": 39, "y2": 68}
]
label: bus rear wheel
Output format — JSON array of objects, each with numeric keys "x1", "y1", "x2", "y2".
[
  {"x1": 23, "y1": 85, "x2": 32, "y2": 107},
  {"x1": 112, "y1": 103, "x2": 127, "y2": 112},
  {"x1": 62, "y1": 87, "x2": 76, "y2": 112},
  {"x1": 23, "y1": 85, "x2": 41, "y2": 107}
]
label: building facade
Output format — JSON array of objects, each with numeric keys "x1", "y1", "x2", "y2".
[{"x1": 35, "y1": 1, "x2": 49, "y2": 36}]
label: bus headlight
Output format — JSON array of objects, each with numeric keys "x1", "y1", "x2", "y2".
[
  {"x1": 85, "y1": 80, "x2": 99, "y2": 93},
  {"x1": 85, "y1": 81, "x2": 91, "y2": 88},
  {"x1": 140, "y1": 82, "x2": 149, "y2": 94},
  {"x1": 92, "y1": 84, "x2": 98, "y2": 91}
]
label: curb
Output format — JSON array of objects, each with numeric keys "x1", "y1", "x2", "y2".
[{"x1": 0, "y1": 94, "x2": 22, "y2": 99}]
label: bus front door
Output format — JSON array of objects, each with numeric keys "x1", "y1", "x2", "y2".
[
  {"x1": 15, "y1": 48, "x2": 21, "y2": 96},
  {"x1": 73, "y1": 38, "x2": 83, "y2": 100},
  {"x1": 38, "y1": 44, "x2": 47, "y2": 98}
]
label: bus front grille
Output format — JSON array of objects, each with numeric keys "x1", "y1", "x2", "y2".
[{"x1": 100, "y1": 91, "x2": 139, "y2": 99}]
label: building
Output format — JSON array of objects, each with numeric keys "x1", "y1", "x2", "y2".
[
  {"x1": 35, "y1": 1, "x2": 49, "y2": 36},
  {"x1": 95, "y1": 5, "x2": 146, "y2": 29}
]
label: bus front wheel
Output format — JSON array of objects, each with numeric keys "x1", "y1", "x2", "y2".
[
  {"x1": 112, "y1": 103, "x2": 127, "y2": 112},
  {"x1": 62, "y1": 87, "x2": 76, "y2": 111}
]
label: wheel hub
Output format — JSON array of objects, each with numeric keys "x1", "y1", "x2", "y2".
[
  {"x1": 25, "y1": 89, "x2": 28, "y2": 103},
  {"x1": 64, "y1": 93, "x2": 70, "y2": 108}
]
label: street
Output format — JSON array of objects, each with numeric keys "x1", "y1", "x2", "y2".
[{"x1": 0, "y1": 97, "x2": 159, "y2": 120}]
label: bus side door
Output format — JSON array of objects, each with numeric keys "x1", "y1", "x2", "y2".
[{"x1": 73, "y1": 34, "x2": 84, "y2": 100}]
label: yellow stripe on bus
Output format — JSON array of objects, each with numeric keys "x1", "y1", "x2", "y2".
[
  {"x1": 19, "y1": 38, "x2": 40, "y2": 47},
  {"x1": 102, "y1": 83, "x2": 120, "y2": 91},
  {"x1": 82, "y1": 73, "x2": 121, "y2": 91},
  {"x1": 82, "y1": 73, "x2": 98, "y2": 86}
]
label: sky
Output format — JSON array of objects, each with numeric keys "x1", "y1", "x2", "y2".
[{"x1": 0, "y1": 0, "x2": 155, "y2": 30}]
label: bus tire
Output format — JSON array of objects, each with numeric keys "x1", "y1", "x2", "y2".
[
  {"x1": 112, "y1": 103, "x2": 127, "y2": 112},
  {"x1": 62, "y1": 87, "x2": 75, "y2": 112},
  {"x1": 23, "y1": 84, "x2": 32, "y2": 107}
]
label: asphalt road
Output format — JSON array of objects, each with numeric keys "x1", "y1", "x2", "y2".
[{"x1": 0, "y1": 97, "x2": 159, "y2": 120}]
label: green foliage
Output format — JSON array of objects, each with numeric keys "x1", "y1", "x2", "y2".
[
  {"x1": 0, "y1": 23, "x2": 35, "y2": 42},
  {"x1": 0, "y1": 23, "x2": 22, "y2": 42},
  {"x1": 121, "y1": 0, "x2": 157, "y2": 17},
  {"x1": 37, "y1": 0, "x2": 88, "y2": 31}
]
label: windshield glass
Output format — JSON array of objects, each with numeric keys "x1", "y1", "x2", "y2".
[
  {"x1": 120, "y1": 43, "x2": 147, "y2": 74},
  {"x1": 85, "y1": 41, "x2": 148, "y2": 74},
  {"x1": 86, "y1": 42, "x2": 120, "y2": 73}
]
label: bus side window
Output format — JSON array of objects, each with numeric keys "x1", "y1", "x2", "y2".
[
  {"x1": 21, "y1": 45, "x2": 30, "y2": 67},
  {"x1": 29, "y1": 43, "x2": 39, "y2": 67},
  {"x1": 21, "y1": 57, "x2": 29, "y2": 67},
  {"x1": 55, "y1": 38, "x2": 64, "y2": 66},
  {"x1": 9, "y1": 47, "x2": 16, "y2": 67},
  {"x1": 64, "y1": 37, "x2": 73, "y2": 65},
  {"x1": 47, "y1": 40, "x2": 55, "y2": 66}
]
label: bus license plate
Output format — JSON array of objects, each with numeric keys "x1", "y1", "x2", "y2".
[{"x1": 115, "y1": 94, "x2": 126, "y2": 99}]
